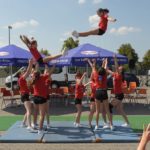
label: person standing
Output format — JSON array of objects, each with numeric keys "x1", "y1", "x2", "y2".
[
  {"x1": 18, "y1": 59, "x2": 34, "y2": 131},
  {"x1": 107, "y1": 55, "x2": 130, "y2": 127},
  {"x1": 93, "y1": 59, "x2": 113, "y2": 130},
  {"x1": 74, "y1": 72, "x2": 87, "y2": 127},
  {"x1": 31, "y1": 64, "x2": 49, "y2": 134}
]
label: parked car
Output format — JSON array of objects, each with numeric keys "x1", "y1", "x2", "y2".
[{"x1": 107, "y1": 72, "x2": 140, "y2": 89}]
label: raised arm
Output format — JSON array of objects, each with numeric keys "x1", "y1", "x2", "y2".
[
  {"x1": 77, "y1": 72, "x2": 87, "y2": 85},
  {"x1": 102, "y1": 58, "x2": 108, "y2": 69},
  {"x1": 87, "y1": 59, "x2": 93, "y2": 68},
  {"x1": 114, "y1": 54, "x2": 119, "y2": 72},
  {"x1": 108, "y1": 16, "x2": 117, "y2": 22},
  {"x1": 22, "y1": 58, "x2": 34, "y2": 79},
  {"x1": 84, "y1": 81, "x2": 92, "y2": 87},
  {"x1": 44, "y1": 64, "x2": 55, "y2": 75},
  {"x1": 107, "y1": 68, "x2": 114, "y2": 75},
  {"x1": 85, "y1": 58, "x2": 96, "y2": 72},
  {"x1": 20, "y1": 35, "x2": 31, "y2": 49},
  {"x1": 137, "y1": 124, "x2": 150, "y2": 150}
]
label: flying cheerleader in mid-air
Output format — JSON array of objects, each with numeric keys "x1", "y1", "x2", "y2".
[
  {"x1": 20, "y1": 35, "x2": 63, "y2": 65},
  {"x1": 72, "y1": 8, "x2": 116, "y2": 38}
]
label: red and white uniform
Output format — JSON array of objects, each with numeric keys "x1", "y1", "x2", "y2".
[
  {"x1": 29, "y1": 47, "x2": 42, "y2": 61},
  {"x1": 90, "y1": 81, "x2": 96, "y2": 98},
  {"x1": 45, "y1": 76, "x2": 51, "y2": 97},
  {"x1": 113, "y1": 72, "x2": 123, "y2": 94},
  {"x1": 75, "y1": 84, "x2": 85, "y2": 99},
  {"x1": 99, "y1": 14, "x2": 108, "y2": 32},
  {"x1": 18, "y1": 76, "x2": 30, "y2": 95},
  {"x1": 93, "y1": 71, "x2": 107, "y2": 89},
  {"x1": 33, "y1": 74, "x2": 49, "y2": 99}
]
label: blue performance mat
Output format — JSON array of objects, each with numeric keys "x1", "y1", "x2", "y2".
[
  {"x1": 0, "y1": 121, "x2": 43, "y2": 143},
  {"x1": 0, "y1": 121, "x2": 140, "y2": 143},
  {"x1": 93, "y1": 121, "x2": 140, "y2": 143},
  {"x1": 43, "y1": 121, "x2": 95, "y2": 143}
]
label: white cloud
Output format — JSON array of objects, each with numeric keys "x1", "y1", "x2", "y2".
[
  {"x1": 78, "y1": 0, "x2": 86, "y2": 4},
  {"x1": 3, "y1": 19, "x2": 39, "y2": 29},
  {"x1": 110, "y1": 26, "x2": 141, "y2": 35},
  {"x1": 93, "y1": 0, "x2": 103, "y2": 4},
  {"x1": 29, "y1": 19, "x2": 39, "y2": 27},
  {"x1": 89, "y1": 14, "x2": 99, "y2": 27},
  {"x1": 78, "y1": 0, "x2": 102, "y2": 5},
  {"x1": 11, "y1": 21, "x2": 28, "y2": 29}
]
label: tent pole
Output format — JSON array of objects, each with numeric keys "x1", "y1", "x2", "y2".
[
  {"x1": 10, "y1": 64, "x2": 13, "y2": 91},
  {"x1": 85, "y1": 64, "x2": 89, "y2": 104},
  {"x1": 10, "y1": 63, "x2": 14, "y2": 106}
]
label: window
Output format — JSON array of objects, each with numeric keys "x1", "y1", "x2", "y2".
[
  {"x1": 68, "y1": 67, "x2": 77, "y2": 74},
  {"x1": 53, "y1": 67, "x2": 62, "y2": 74}
]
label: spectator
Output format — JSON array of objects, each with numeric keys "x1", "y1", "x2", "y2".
[{"x1": 137, "y1": 124, "x2": 150, "y2": 150}]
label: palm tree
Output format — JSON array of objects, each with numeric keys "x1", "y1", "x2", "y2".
[{"x1": 61, "y1": 37, "x2": 79, "y2": 53}]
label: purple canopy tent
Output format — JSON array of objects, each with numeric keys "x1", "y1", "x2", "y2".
[
  {"x1": 50, "y1": 43, "x2": 128, "y2": 67},
  {"x1": 0, "y1": 44, "x2": 32, "y2": 66}
]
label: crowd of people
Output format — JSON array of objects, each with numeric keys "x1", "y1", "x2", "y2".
[
  {"x1": 16, "y1": 8, "x2": 149, "y2": 149},
  {"x1": 18, "y1": 28, "x2": 130, "y2": 134},
  {"x1": 17, "y1": 54, "x2": 130, "y2": 134},
  {"x1": 74, "y1": 56, "x2": 130, "y2": 131},
  {"x1": 18, "y1": 59, "x2": 55, "y2": 134}
]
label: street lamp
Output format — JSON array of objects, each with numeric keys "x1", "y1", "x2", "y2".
[{"x1": 8, "y1": 25, "x2": 12, "y2": 45}]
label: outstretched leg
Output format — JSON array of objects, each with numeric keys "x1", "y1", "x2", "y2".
[
  {"x1": 43, "y1": 54, "x2": 62, "y2": 63},
  {"x1": 72, "y1": 29, "x2": 99, "y2": 38}
]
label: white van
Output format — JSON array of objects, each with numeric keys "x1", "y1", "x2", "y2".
[
  {"x1": 148, "y1": 70, "x2": 150, "y2": 76},
  {"x1": 5, "y1": 66, "x2": 77, "y2": 89},
  {"x1": 5, "y1": 67, "x2": 25, "y2": 90},
  {"x1": 51, "y1": 66, "x2": 77, "y2": 88}
]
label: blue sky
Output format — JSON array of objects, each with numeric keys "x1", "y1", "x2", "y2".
[{"x1": 0, "y1": 0, "x2": 149, "y2": 61}]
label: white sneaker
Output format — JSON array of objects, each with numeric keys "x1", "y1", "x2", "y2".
[
  {"x1": 74, "y1": 122, "x2": 81, "y2": 127},
  {"x1": 47, "y1": 124, "x2": 51, "y2": 129},
  {"x1": 31, "y1": 123, "x2": 38, "y2": 129},
  {"x1": 72, "y1": 30, "x2": 79, "y2": 38},
  {"x1": 76, "y1": 123, "x2": 82, "y2": 127},
  {"x1": 103, "y1": 123, "x2": 109, "y2": 129},
  {"x1": 38, "y1": 130, "x2": 44, "y2": 134},
  {"x1": 121, "y1": 123, "x2": 130, "y2": 128},
  {"x1": 74, "y1": 122, "x2": 77, "y2": 126},
  {"x1": 94, "y1": 125, "x2": 99, "y2": 130},
  {"x1": 110, "y1": 125, "x2": 115, "y2": 131},
  {"x1": 26, "y1": 126, "x2": 35, "y2": 132}
]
